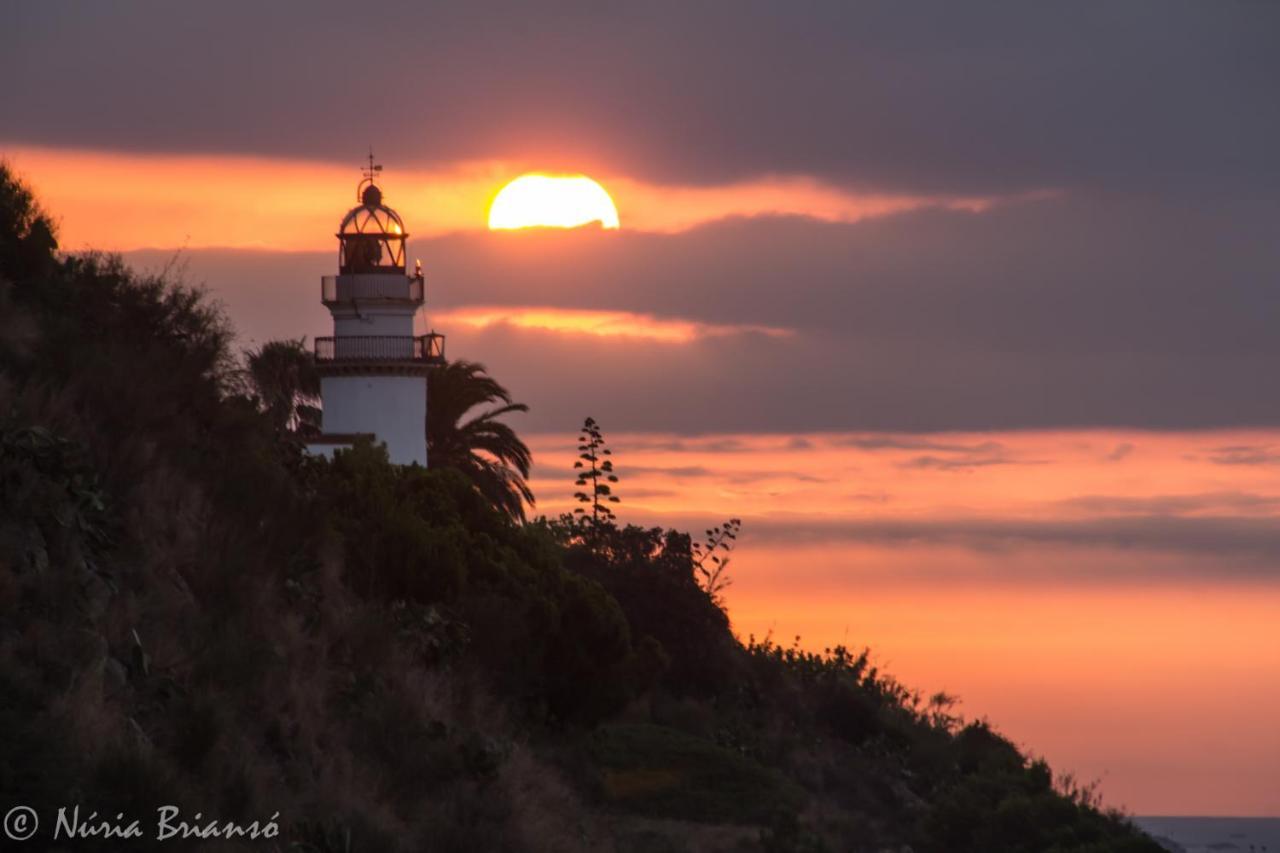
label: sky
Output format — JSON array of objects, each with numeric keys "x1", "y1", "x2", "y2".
[{"x1": 4, "y1": 1, "x2": 1279, "y2": 816}]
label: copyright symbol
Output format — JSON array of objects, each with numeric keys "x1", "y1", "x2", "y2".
[{"x1": 4, "y1": 806, "x2": 38, "y2": 841}]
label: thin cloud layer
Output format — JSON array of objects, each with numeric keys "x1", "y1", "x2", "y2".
[
  {"x1": 433, "y1": 305, "x2": 793, "y2": 343},
  {"x1": 523, "y1": 428, "x2": 1280, "y2": 581},
  {"x1": 743, "y1": 515, "x2": 1280, "y2": 574}
]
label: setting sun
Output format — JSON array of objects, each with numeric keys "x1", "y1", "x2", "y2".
[{"x1": 488, "y1": 173, "x2": 620, "y2": 230}]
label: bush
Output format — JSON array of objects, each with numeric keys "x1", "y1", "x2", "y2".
[{"x1": 557, "y1": 523, "x2": 740, "y2": 697}]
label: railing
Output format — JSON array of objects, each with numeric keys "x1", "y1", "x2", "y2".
[
  {"x1": 321, "y1": 275, "x2": 423, "y2": 303},
  {"x1": 314, "y1": 334, "x2": 445, "y2": 363}
]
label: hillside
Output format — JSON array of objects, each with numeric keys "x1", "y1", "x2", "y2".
[{"x1": 0, "y1": 165, "x2": 1163, "y2": 852}]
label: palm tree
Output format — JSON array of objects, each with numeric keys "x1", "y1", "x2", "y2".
[
  {"x1": 427, "y1": 359, "x2": 534, "y2": 522},
  {"x1": 245, "y1": 338, "x2": 321, "y2": 435}
]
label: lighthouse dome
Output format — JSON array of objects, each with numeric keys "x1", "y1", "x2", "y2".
[
  {"x1": 337, "y1": 182, "x2": 407, "y2": 273},
  {"x1": 339, "y1": 188, "x2": 406, "y2": 239}
]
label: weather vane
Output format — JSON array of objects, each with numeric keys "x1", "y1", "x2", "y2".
[{"x1": 359, "y1": 147, "x2": 383, "y2": 199}]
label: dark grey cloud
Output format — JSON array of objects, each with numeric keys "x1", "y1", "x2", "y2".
[
  {"x1": 1105, "y1": 443, "x2": 1135, "y2": 462},
  {"x1": 622, "y1": 465, "x2": 833, "y2": 484},
  {"x1": 623, "y1": 465, "x2": 718, "y2": 478},
  {"x1": 844, "y1": 493, "x2": 892, "y2": 505},
  {"x1": 1057, "y1": 491, "x2": 1280, "y2": 516},
  {"x1": 548, "y1": 504, "x2": 1280, "y2": 580},
  {"x1": 832, "y1": 436, "x2": 1001, "y2": 453},
  {"x1": 825, "y1": 436, "x2": 1037, "y2": 470},
  {"x1": 5, "y1": 1, "x2": 1278, "y2": 198},
  {"x1": 615, "y1": 438, "x2": 756, "y2": 454},
  {"x1": 1207, "y1": 445, "x2": 1280, "y2": 466},
  {"x1": 744, "y1": 514, "x2": 1280, "y2": 576},
  {"x1": 899, "y1": 450, "x2": 1041, "y2": 472},
  {"x1": 125, "y1": 187, "x2": 1280, "y2": 434}
]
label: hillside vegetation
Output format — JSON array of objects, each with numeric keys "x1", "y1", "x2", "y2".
[{"x1": 0, "y1": 165, "x2": 1162, "y2": 852}]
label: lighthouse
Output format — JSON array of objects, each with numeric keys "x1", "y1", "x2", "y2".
[{"x1": 306, "y1": 157, "x2": 444, "y2": 465}]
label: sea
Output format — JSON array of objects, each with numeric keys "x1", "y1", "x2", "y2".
[{"x1": 1135, "y1": 817, "x2": 1280, "y2": 853}]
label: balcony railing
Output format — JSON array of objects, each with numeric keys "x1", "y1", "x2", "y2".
[
  {"x1": 314, "y1": 334, "x2": 445, "y2": 364},
  {"x1": 321, "y1": 275, "x2": 423, "y2": 303}
]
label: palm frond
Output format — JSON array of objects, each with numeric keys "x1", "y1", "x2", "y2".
[{"x1": 426, "y1": 359, "x2": 534, "y2": 521}]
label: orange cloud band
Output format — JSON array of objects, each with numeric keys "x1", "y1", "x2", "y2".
[
  {"x1": 434, "y1": 305, "x2": 793, "y2": 343},
  {"x1": 3, "y1": 144, "x2": 1035, "y2": 250}
]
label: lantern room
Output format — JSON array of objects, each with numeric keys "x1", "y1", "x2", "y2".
[{"x1": 337, "y1": 182, "x2": 407, "y2": 274}]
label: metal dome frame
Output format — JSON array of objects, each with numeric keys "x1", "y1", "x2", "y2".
[{"x1": 337, "y1": 184, "x2": 408, "y2": 274}]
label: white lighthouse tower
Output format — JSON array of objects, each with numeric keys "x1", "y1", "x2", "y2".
[{"x1": 306, "y1": 157, "x2": 444, "y2": 465}]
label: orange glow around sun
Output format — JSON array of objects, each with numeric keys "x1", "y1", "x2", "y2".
[
  {"x1": 488, "y1": 173, "x2": 621, "y2": 230},
  {"x1": 3, "y1": 145, "x2": 1037, "y2": 249},
  {"x1": 434, "y1": 305, "x2": 793, "y2": 342}
]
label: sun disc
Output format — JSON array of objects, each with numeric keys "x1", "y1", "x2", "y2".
[{"x1": 488, "y1": 173, "x2": 620, "y2": 230}]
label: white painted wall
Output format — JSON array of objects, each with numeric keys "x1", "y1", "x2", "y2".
[
  {"x1": 330, "y1": 307, "x2": 417, "y2": 338},
  {"x1": 327, "y1": 273, "x2": 422, "y2": 302},
  {"x1": 319, "y1": 375, "x2": 427, "y2": 466}
]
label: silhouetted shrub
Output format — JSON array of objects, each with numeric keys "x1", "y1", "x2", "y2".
[{"x1": 557, "y1": 522, "x2": 739, "y2": 696}]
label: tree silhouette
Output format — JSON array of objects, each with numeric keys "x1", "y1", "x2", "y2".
[
  {"x1": 0, "y1": 163, "x2": 58, "y2": 283},
  {"x1": 574, "y1": 417, "x2": 620, "y2": 526},
  {"x1": 245, "y1": 338, "x2": 321, "y2": 435},
  {"x1": 427, "y1": 359, "x2": 534, "y2": 522}
]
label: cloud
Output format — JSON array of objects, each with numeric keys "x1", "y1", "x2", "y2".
[
  {"x1": 1056, "y1": 492, "x2": 1280, "y2": 516},
  {"x1": 1207, "y1": 445, "x2": 1280, "y2": 466},
  {"x1": 4, "y1": 2, "x2": 1277, "y2": 199},
  {"x1": 824, "y1": 437, "x2": 1041, "y2": 472},
  {"x1": 124, "y1": 187, "x2": 1280, "y2": 434},
  {"x1": 596, "y1": 437, "x2": 755, "y2": 454},
  {"x1": 832, "y1": 436, "x2": 1000, "y2": 453},
  {"x1": 621, "y1": 465, "x2": 832, "y2": 485},
  {"x1": 743, "y1": 514, "x2": 1280, "y2": 575},
  {"x1": 622, "y1": 465, "x2": 717, "y2": 478},
  {"x1": 1105, "y1": 443, "x2": 1135, "y2": 462},
  {"x1": 899, "y1": 451, "x2": 1042, "y2": 472},
  {"x1": 433, "y1": 306, "x2": 793, "y2": 343}
]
